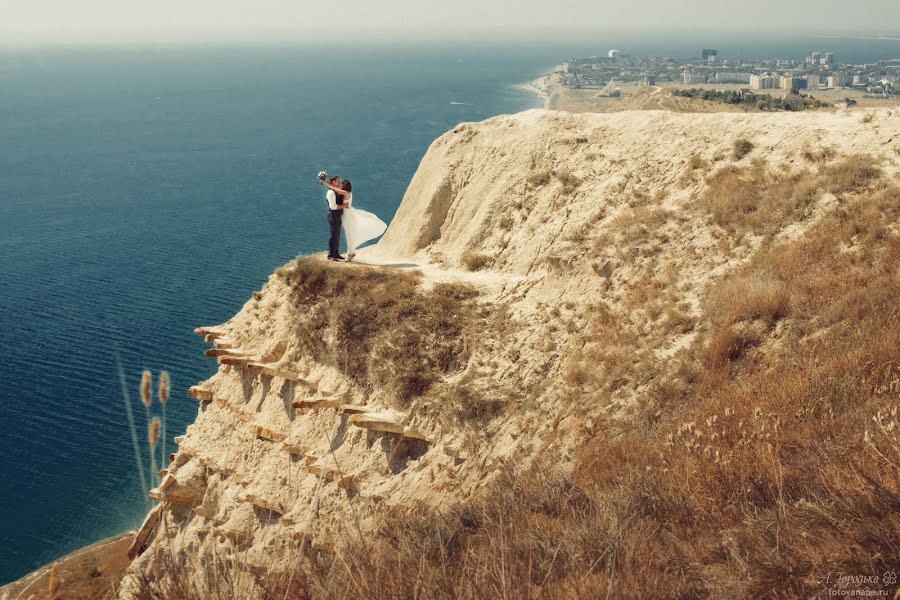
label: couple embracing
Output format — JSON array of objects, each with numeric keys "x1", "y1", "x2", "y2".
[{"x1": 318, "y1": 173, "x2": 387, "y2": 262}]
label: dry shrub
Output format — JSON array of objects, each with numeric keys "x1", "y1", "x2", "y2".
[
  {"x1": 732, "y1": 138, "x2": 754, "y2": 160},
  {"x1": 527, "y1": 169, "x2": 553, "y2": 187},
  {"x1": 801, "y1": 145, "x2": 836, "y2": 163},
  {"x1": 680, "y1": 153, "x2": 707, "y2": 186},
  {"x1": 428, "y1": 379, "x2": 509, "y2": 425},
  {"x1": 496, "y1": 213, "x2": 514, "y2": 230},
  {"x1": 461, "y1": 252, "x2": 492, "y2": 271},
  {"x1": 555, "y1": 170, "x2": 581, "y2": 193}
]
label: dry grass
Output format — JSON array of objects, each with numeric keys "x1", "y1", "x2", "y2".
[
  {"x1": 527, "y1": 169, "x2": 553, "y2": 187},
  {"x1": 699, "y1": 154, "x2": 883, "y2": 236},
  {"x1": 703, "y1": 271, "x2": 790, "y2": 366},
  {"x1": 800, "y1": 145, "x2": 836, "y2": 164},
  {"x1": 460, "y1": 252, "x2": 492, "y2": 271},
  {"x1": 526, "y1": 169, "x2": 581, "y2": 193},
  {"x1": 593, "y1": 205, "x2": 673, "y2": 257},
  {"x1": 289, "y1": 165, "x2": 900, "y2": 598},
  {"x1": 129, "y1": 158, "x2": 899, "y2": 599},
  {"x1": 276, "y1": 258, "x2": 500, "y2": 417},
  {"x1": 821, "y1": 153, "x2": 881, "y2": 193},
  {"x1": 555, "y1": 170, "x2": 582, "y2": 193},
  {"x1": 680, "y1": 153, "x2": 708, "y2": 186}
]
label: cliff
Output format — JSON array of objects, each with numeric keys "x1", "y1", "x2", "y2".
[{"x1": 120, "y1": 108, "x2": 900, "y2": 597}]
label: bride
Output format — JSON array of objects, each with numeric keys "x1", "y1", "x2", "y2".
[{"x1": 323, "y1": 178, "x2": 387, "y2": 262}]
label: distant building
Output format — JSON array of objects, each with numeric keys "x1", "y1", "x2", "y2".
[
  {"x1": 750, "y1": 75, "x2": 780, "y2": 90},
  {"x1": 683, "y1": 70, "x2": 708, "y2": 84},
  {"x1": 806, "y1": 74, "x2": 820, "y2": 88},
  {"x1": 702, "y1": 49, "x2": 718, "y2": 61},
  {"x1": 643, "y1": 74, "x2": 656, "y2": 86},
  {"x1": 823, "y1": 52, "x2": 835, "y2": 65},
  {"x1": 826, "y1": 74, "x2": 844, "y2": 88},
  {"x1": 808, "y1": 52, "x2": 821, "y2": 65},
  {"x1": 781, "y1": 76, "x2": 808, "y2": 91},
  {"x1": 608, "y1": 49, "x2": 621, "y2": 59}
]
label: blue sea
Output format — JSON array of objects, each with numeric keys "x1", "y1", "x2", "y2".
[{"x1": 1, "y1": 36, "x2": 899, "y2": 584}]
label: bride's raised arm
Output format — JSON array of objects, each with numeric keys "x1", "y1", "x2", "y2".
[{"x1": 322, "y1": 180, "x2": 351, "y2": 198}]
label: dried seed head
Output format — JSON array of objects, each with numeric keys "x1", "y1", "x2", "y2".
[
  {"x1": 140, "y1": 370, "x2": 152, "y2": 407},
  {"x1": 159, "y1": 371, "x2": 170, "y2": 404},
  {"x1": 149, "y1": 417, "x2": 160, "y2": 448}
]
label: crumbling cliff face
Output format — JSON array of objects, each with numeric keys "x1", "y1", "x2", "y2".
[{"x1": 121, "y1": 108, "x2": 900, "y2": 596}]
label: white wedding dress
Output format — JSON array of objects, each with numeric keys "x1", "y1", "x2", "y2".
[{"x1": 341, "y1": 193, "x2": 387, "y2": 256}]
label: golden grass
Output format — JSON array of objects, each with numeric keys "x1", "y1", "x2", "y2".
[
  {"x1": 699, "y1": 154, "x2": 882, "y2": 236},
  {"x1": 288, "y1": 165, "x2": 900, "y2": 599}
]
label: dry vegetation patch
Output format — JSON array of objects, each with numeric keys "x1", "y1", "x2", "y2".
[
  {"x1": 277, "y1": 258, "x2": 502, "y2": 417},
  {"x1": 460, "y1": 251, "x2": 492, "y2": 271},
  {"x1": 699, "y1": 154, "x2": 882, "y2": 237},
  {"x1": 289, "y1": 163, "x2": 900, "y2": 598},
  {"x1": 732, "y1": 137, "x2": 755, "y2": 160}
]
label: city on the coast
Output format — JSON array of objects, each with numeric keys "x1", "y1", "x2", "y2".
[{"x1": 556, "y1": 48, "x2": 899, "y2": 109}]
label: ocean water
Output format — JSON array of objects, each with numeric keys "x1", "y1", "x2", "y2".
[
  {"x1": 0, "y1": 44, "x2": 549, "y2": 584},
  {"x1": 2, "y1": 36, "x2": 899, "y2": 584}
]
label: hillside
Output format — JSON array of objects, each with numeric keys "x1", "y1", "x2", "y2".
[{"x1": 111, "y1": 108, "x2": 900, "y2": 598}]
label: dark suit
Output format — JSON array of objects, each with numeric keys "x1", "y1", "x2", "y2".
[{"x1": 327, "y1": 189, "x2": 343, "y2": 257}]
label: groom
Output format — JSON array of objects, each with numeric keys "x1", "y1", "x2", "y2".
[{"x1": 323, "y1": 175, "x2": 348, "y2": 261}]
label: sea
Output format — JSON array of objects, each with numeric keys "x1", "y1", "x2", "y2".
[{"x1": 1, "y1": 35, "x2": 899, "y2": 584}]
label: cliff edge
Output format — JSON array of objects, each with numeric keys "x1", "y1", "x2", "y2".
[{"x1": 120, "y1": 108, "x2": 900, "y2": 598}]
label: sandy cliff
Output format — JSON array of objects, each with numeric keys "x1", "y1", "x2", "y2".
[{"x1": 120, "y1": 108, "x2": 900, "y2": 596}]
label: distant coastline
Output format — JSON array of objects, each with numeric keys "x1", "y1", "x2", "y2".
[{"x1": 520, "y1": 75, "x2": 553, "y2": 109}]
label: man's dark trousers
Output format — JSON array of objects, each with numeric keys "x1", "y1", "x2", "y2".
[{"x1": 328, "y1": 210, "x2": 342, "y2": 257}]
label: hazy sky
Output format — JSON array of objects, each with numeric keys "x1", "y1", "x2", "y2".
[{"x1": 2, "y1": 0, "x2": 900, "y2": 45}]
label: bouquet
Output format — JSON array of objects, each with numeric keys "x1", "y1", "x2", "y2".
[{"x1": 317, "y1": 170, "x2": 328, "y2": 182}]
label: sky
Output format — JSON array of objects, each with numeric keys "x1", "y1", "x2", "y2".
[{"x1": 2, "y1": 0, "x2": 900, "y2": 45}]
